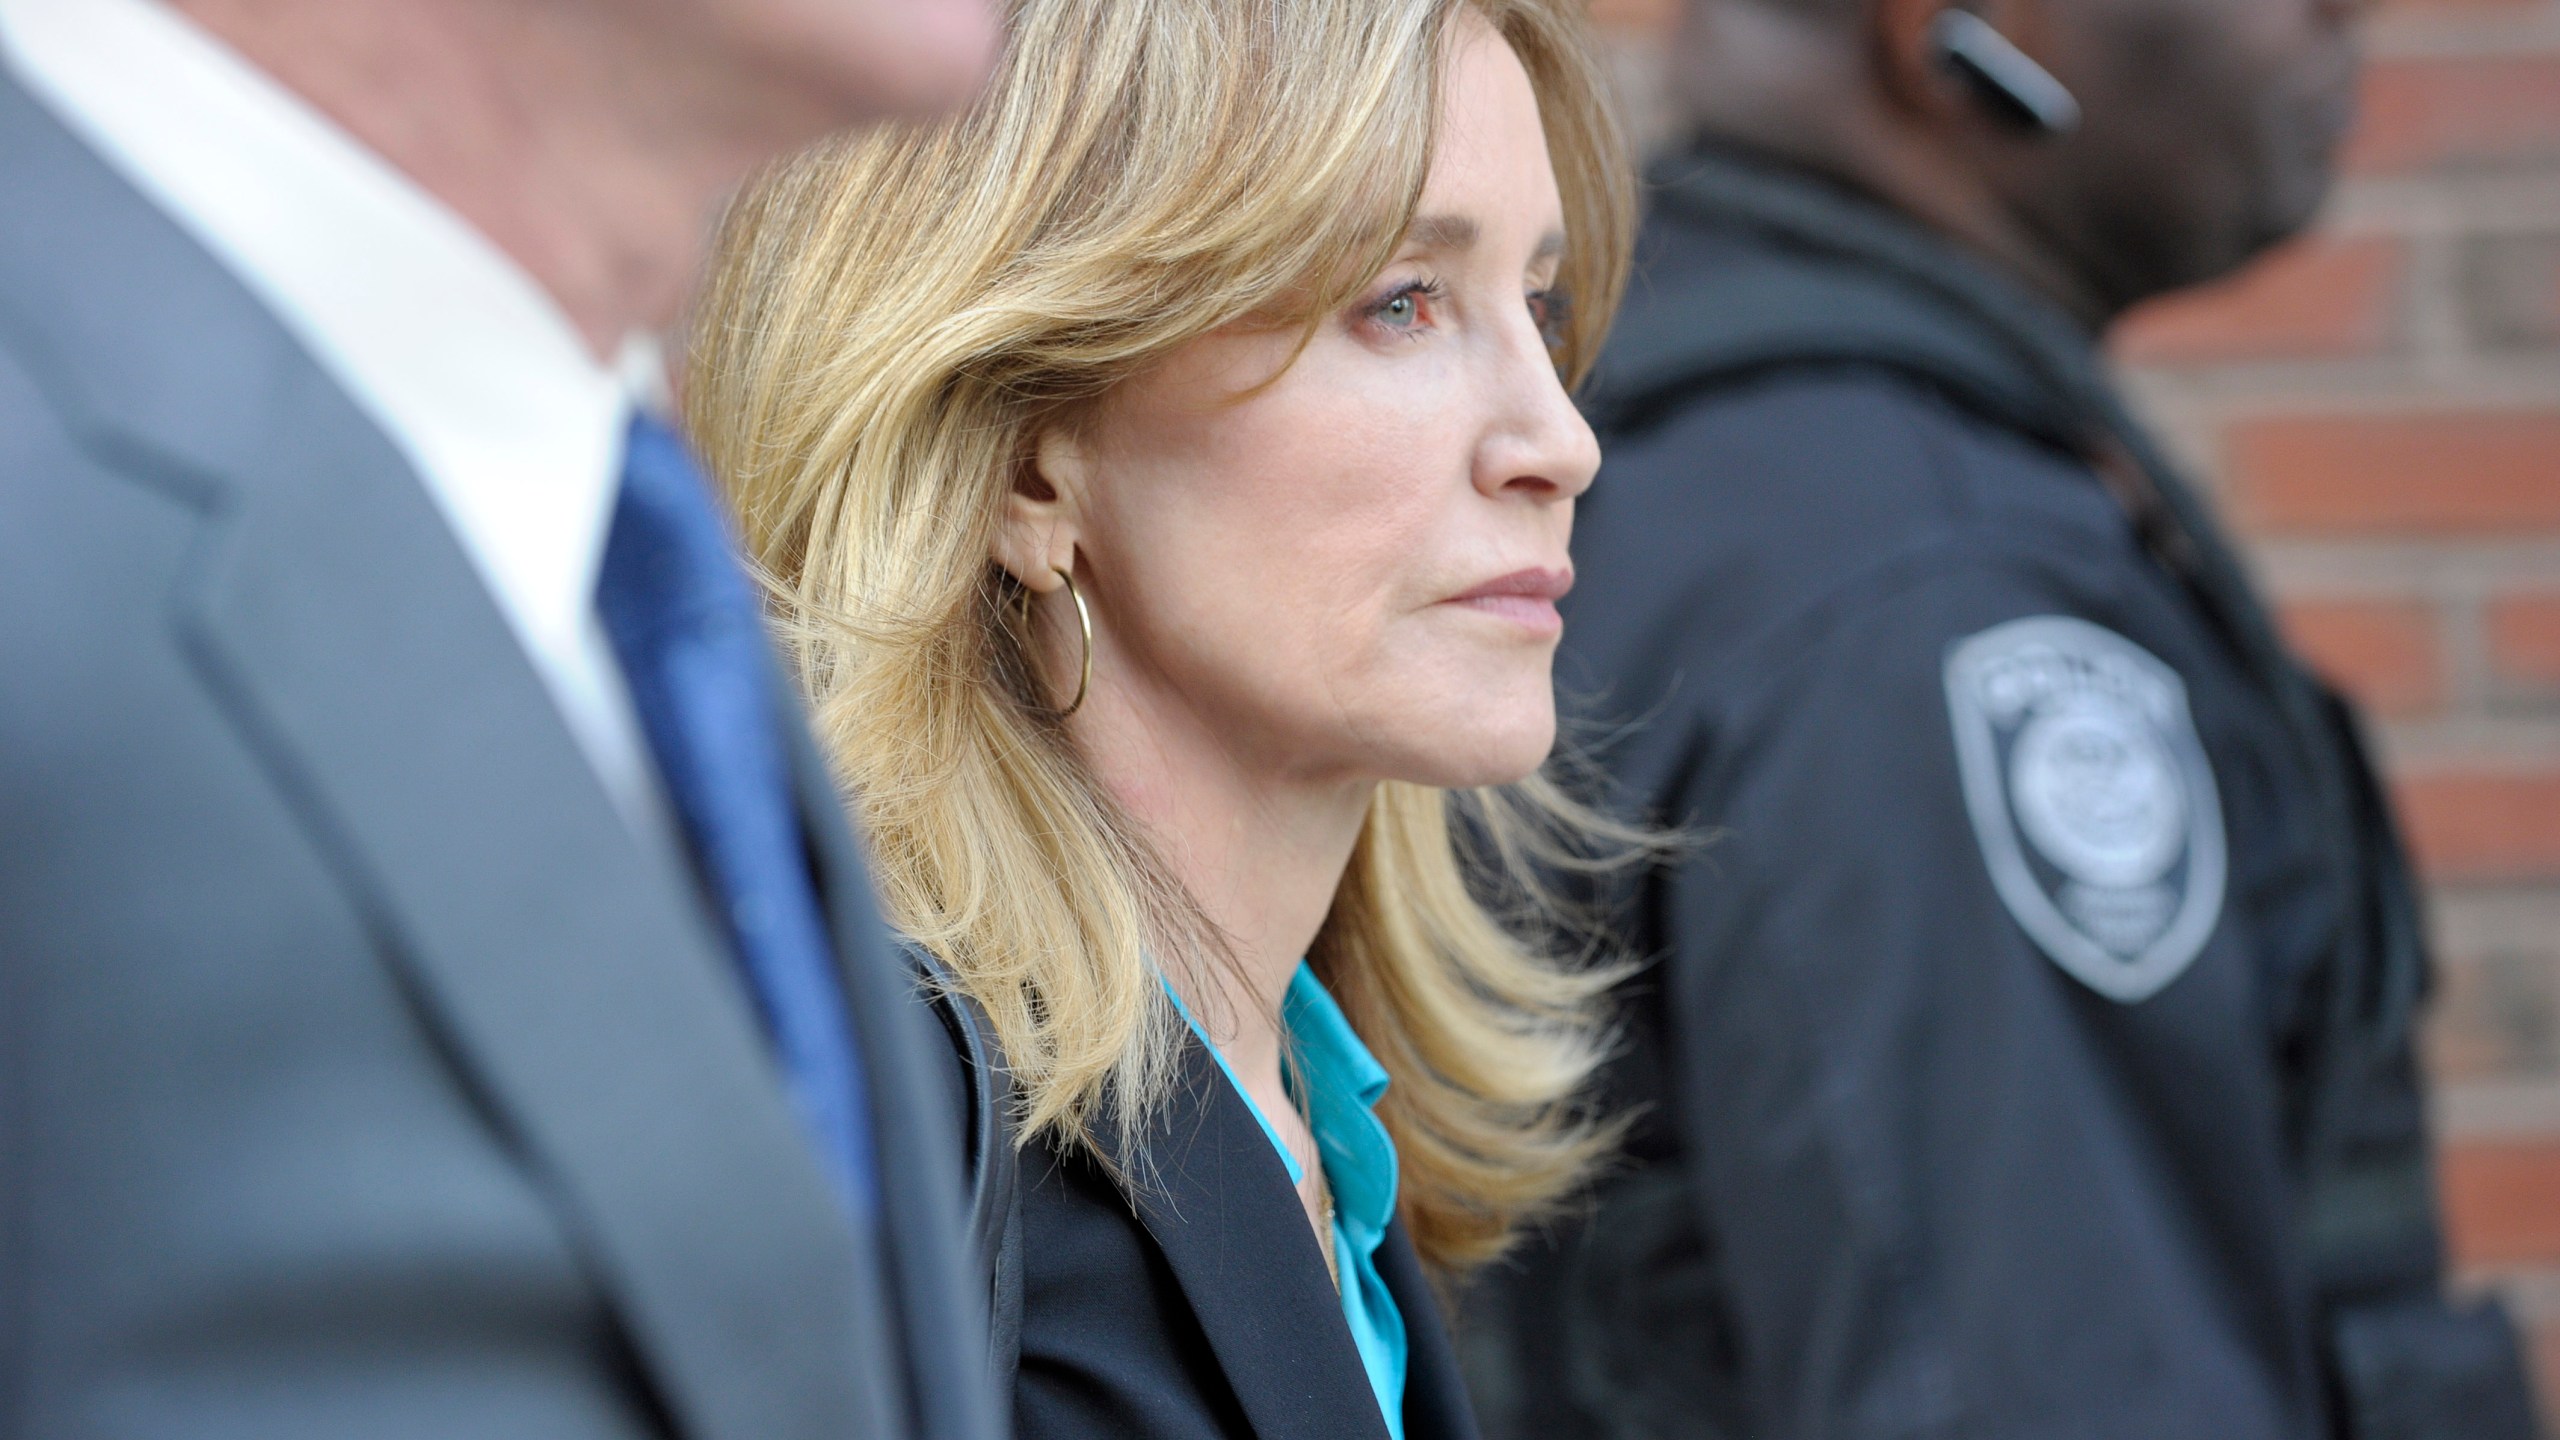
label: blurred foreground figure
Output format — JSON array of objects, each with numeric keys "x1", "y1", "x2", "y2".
[
  {"x1": 0, "y1": 1, "x2": 1001, "y2": 1437},
  {"x1": 1463, "y1": 0, "x2": 2542, "y2": 1436}
]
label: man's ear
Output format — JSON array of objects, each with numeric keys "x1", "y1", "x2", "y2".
[
  {"x1": 1875, "y1": 0, "x2": 2059, "y2": 127},
  {"x1": 991, "y1": 423, "x2": 1088, "y2": 591},
  {"x1": 1876, "y1": 0, "x2": 1966, "y2": 117}
]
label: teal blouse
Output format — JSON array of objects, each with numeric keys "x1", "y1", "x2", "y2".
[{"x1": 1167, "y1": 964, "x2": 1409, "y2": 1438}]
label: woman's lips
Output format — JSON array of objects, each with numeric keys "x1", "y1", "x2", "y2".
[{"x1": 1446, "y1": 567, "x2": 1573, "y2": 634}]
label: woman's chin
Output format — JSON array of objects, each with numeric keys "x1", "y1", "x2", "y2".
[{"x1": 1380, "y1": 704, "x2": 1558, "y2": 790}]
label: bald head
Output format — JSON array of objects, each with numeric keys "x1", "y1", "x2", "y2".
[{"x1": 1668, "y1": 0, "x2": 2365, "y2": 327}]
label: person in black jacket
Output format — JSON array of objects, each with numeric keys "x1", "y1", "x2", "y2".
[
  {"x1": 684, "y1": 3, "x2": 1652, "y2": 1438},
  {"x1": 1459, "y1": 1, "x2": 2543, "y2": 1438}
]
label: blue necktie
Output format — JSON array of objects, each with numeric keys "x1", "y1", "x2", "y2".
[{"x1": 596, "y1": 412, "x2": 876, "y2": 1218}]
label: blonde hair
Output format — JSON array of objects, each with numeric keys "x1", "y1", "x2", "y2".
[{"x1": 687, "y1": 0, "x2": 1641, "y2": 1272}]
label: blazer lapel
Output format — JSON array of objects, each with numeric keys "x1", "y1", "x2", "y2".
[
  {"x1": 1109, "y1": 1043, "x2": 1394, "y2": 1440},
  {"x1": 0, "y1": 73, "x2": 902, "y2": 1440},
  {"x1": 1378, "y1": 1219, "x2": 1483, "y2": 1440}
]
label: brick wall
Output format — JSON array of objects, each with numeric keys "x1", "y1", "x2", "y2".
[
  {"x1": 1593, "y1": 0, "x2": 2560, "y2": 1421},
  {"x1": 2114, "y1": 0, "x2": 2560, "y2": 1417}
]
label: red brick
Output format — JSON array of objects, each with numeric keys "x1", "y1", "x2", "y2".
[
  {"x1": 2396, "y1": 768, "x2": 2560, "y2": 881},
  {"x1": 2116, "y1": 237, "x2": 2402, "y2": 364},
  {"x1": 2491, "y1": 593, "x2": 2560, "y2": 688},
  {"x1": 2444, "y1": 1139, "x2": 2560, "y2": 1267},
  {"x1": 2276, "y1": 597, "x2": 2444, "y2": 715},
  {"x1": 2227, "y1": 411, "x2": 2560, "y2": 535},
  {"x1": 2345, "y1": 55, "x2": 2560, "y2": 176}
]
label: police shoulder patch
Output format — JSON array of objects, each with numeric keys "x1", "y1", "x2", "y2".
[{"x1": 1943, "y1": 615, "x2": 2227, "y2": 1003}]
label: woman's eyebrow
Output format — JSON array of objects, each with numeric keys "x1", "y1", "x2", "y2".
[
  {"x1": 1403, "y1": 216, "x2": 1569, "y2": 266},
  {"x1": 1405, "y1": 214, "x2": 1480, "y2": 252}
]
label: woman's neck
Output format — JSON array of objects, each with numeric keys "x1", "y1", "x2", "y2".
[{"x1": 1074, "y1": 680, "x2": 1372, "y2": 1090}]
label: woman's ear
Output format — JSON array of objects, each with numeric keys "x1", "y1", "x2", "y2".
[{"x1": 992, "y1": 423, "x2": 1090, "y2": 590}]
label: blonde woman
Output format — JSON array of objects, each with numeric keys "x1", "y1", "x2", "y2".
[{"x1": 687, "y1": 1, "x2": 1639, "y2": 1435}]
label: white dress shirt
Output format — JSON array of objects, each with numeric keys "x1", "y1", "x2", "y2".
[{"x1": 0, "y1": 0, "x2": 668, "y2": 831}]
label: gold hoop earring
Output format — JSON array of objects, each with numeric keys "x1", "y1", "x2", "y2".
[{"x1": 1051, "y1": 565, "x2": 1093, "y2": 718}]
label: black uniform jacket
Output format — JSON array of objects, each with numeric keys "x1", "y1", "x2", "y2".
[
  {"x1": 1011, "y1": 1038, "x2": 1481, "y2": 1440},
  {"x1": 1460, "y1": 147, "x2": 2536, "y2": 1440}
]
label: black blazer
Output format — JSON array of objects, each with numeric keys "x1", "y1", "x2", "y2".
[{"x1": 1010, "y1": 1040, "x2": 1482, "y2": 1440}]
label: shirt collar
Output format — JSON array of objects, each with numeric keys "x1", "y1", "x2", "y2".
[
  {"x1": 0, "y1": 0, "x2": 649, "y2": 676},
  {"x1": 1280, "y1": 963, "x2": 1398, "y2": 1251},
  {"x1": 1159, "y1": 964, "x2": 1400, "y2": 1236}
]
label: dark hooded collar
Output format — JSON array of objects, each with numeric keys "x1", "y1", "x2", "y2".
[{"x1": 1583, "y1": 142, "x2": 2117, "y2": 457}]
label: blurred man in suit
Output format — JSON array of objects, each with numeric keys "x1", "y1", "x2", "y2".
[
  {"x1": 0, "y1": 1, "x2": 1002, "y2": 1436},
  {"x1": 1461, "y1": 1, "x2": 2541, "y2": 1437}
]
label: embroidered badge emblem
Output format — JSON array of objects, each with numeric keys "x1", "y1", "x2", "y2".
[{"x1": 1944, "y1": 616, "x2": 2226, "y2": 1003}]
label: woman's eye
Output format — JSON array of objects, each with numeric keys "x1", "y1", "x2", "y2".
[
  {"x1": 1529, "y1": 288, "x2": 1572, "y2": 356},
  {"x1": 1362, "y1": 278, "x2": 1442, "y2": 337}
]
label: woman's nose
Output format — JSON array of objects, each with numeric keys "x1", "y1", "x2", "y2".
[{"x1": 1476, "y1": 324, "x2": 1600, "y2": 502}]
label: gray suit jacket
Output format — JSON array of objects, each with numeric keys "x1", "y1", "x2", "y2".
[{"x1": 0, "y1": 70, "x2": 997, "y2": 1440}]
